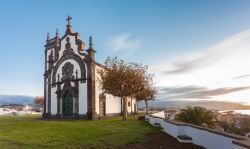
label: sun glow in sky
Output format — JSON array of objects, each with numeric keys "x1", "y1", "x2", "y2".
[
  {"x1": 153, "y1": 30, "x2": 250, "y2": 104},
  {"x1": 0, "y1": 0, "x2": 250, "y2": 104}
]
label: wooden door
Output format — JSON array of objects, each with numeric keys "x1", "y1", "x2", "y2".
[{"x1": 63, "y1": 91, "x2": 73, "y2": 116}]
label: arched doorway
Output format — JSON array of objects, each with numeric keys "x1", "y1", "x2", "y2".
[
  {"x1": 63, "y1": 91, "x2": 73, "y2": 116},
  {"x1": 99, "y1": 93, "x2": 106, "y2": 117}
]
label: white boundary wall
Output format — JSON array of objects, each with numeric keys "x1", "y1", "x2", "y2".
[{"x1": 145, "y1": 112, "x2": 249, "y2": 149}]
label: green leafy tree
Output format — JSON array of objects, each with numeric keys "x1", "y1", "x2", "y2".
[
  {"x1": 176, "y1": 106, "x2": 215, "y2": 127},
  {"x1": 240, "y1": 117, "x2": 250, "y2": 134},
  {"x1": 99, "y1": 57, "x2": 149, "y2": 121},
  {"x1": 229, "y1": 125, "x2": 245, "y2": 136}
]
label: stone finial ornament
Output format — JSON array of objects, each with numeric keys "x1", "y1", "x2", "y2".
[
  {"x1": 89, "y1": 36, "x2": 93, "y2": 48},
  {"x1": 88, "y1": 36, "x2": 95, "y2": 52},
  {"x1": 47, "y1": 32, "x2": 50, "y2": 42},
  {"x1": 86, "y1": 35, "x2": 96, "y2": 61},
  {"x1": 56, "y1": 28, "x2": 59, "y2": 37}
]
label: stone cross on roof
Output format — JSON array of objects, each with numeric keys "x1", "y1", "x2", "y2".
[
  {"x1": 66, "y1": 15, "x2": 72, "y2": 25},
  {"x1": 66, "y1": 15, "x2": 73, "y2": 33}
]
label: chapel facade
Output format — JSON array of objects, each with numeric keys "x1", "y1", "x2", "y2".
[{"x1": 43, "y1": 16, "x2": 137, "y2": 120}]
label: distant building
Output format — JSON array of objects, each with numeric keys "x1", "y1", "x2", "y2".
[
  {"x1": 0, "y1": 108, "x2": 3, "y2": 115},
  {"x1": 234, "y1": 114, "x2": 249, "y2": 128},
  {"x1": 219, "y1": 111, "x2": 235, "y2": 125},
  {"x1": 165, "y1": 109, "x2": 178, "y2": 120},
  {"x1": 24, "y1": 104, "x2": 43, "y2": 112},
  {"x1": 1, "y1": 104, "x2": 24, "y2": 111}
]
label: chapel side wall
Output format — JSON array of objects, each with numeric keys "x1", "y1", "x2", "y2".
[
  {"x1": 105, "y1": 95, "x2": 122, "y2": 114},
  {"x1": 127, "y1": 98, "x2": 137, "y2": 113},
  {"x1": 95, "y1": 65, "x2": 123, "y2": 115},
  {"x1": 132, "y1": 98, "x2": 137, "y2": 112}
]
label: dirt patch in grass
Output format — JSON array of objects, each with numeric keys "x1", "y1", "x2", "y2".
[
  {"x1": 116, "y1": 132, "x2": 205, "y2": 149},
  {"x1": 84, "y1": 132, "x2": 205, "y2": 149}
]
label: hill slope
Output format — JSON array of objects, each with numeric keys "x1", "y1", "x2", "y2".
[
  {"x1": 139, "y1": 100, "x2": 250, "y2": 110},
  {"x1": 0, "y1": 95, "x2": 34, "y2": 105}
]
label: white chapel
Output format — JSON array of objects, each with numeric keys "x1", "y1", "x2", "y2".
[{"x1": 43, "y1": 16, "x2": 137, "y2": 120}]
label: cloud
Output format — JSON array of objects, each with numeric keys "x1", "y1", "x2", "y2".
[
  {"x1": 163, "y1": 55, "x2": 214, "y2": 74},
  {"x1": 158, "y1": 85, "x2": 250, "y2": 100},
  {"x1": 232, "y1": 74, "x2": 250, "y2": 80},
  {"x1": 162, "y1": 29, "x2": 250, "y2": 75},
  {"x1": 160, "y1": 86, "x2": 207, "y2": 94},
  {"x1": 108, "y1": 33, "x2": 141, "y2": 52},
  {"x1": 150, "y1": 29, "x2": 250, "y2": 104}
]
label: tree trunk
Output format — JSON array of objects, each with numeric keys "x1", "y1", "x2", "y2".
[
  {"x1": 130, "y1": 97, "x2": 132, "y2": 116},
  {"x1": 123, "y1": 97, "x2": 128, "y2": 121},
  {"x1": 145, "y1": 100, "x2": 148, "y2": 115},
  {"x1": 136, "y1": 100, "x2": 138, "y2": 114},
  {"x1": 120, "y1": 97, "x2": 123, "y2": 116}
]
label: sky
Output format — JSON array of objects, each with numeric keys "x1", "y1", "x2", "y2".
[{"x1": 0, "y1": 0, "x2": 250, "y2": 104}]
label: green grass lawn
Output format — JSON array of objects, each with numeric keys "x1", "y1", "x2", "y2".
[{"x1": 0, "y1": 115, "x2": 160, "y2": 149}]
